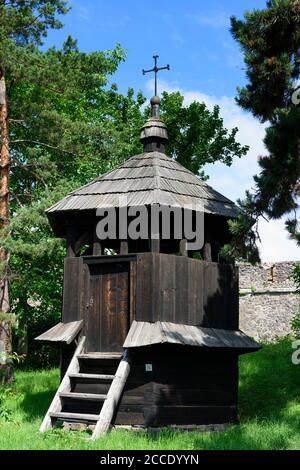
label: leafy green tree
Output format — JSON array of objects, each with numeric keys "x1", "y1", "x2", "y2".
[
  {"x1": 160, "y1": 91, "x2": 248, "y2": 179},
  {"x1": 230, "y1": 0, "x2": 300, "y2": 257},
  {"x1": 0, "y1": 0, "x2": 70, "y2": 381}
]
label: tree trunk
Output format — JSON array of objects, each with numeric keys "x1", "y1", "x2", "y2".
[{"x1": 0, "y1": 66, "x2": 13, "y2": 384}]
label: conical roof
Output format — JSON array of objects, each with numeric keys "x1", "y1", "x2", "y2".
[
  {"x1": 47, "y1": 150, "x2": 238, "y2": 218},
  {"x1": 47, "y1": 95, "x2": 239, "y2": 235}
]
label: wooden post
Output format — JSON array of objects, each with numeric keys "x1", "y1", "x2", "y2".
[
  {"x1": 203, "y1": 242, "x2": 212, "y2": 262},
  {"x1": 120, "y1": 240, "x2": 128, "y2": 255},
  {"x1": 179, "y1": 239, "x2": 188, "y2": 256},
  {"x1": 66, "y1": 225, "x2": 77, "y2": 258},
  {"x1": 93, "y1": 226, "x2": 102, "y2": 256},
  {"x1": 91, "y1": 350, "x2": 130, "y2": 439},
  {"x1": 151, "y1": 238, "x2": 160, "y2": 253}
]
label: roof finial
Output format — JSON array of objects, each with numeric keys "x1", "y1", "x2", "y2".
[{"x1": 142, "y1": 54, "x2": 170, "y2": 99}]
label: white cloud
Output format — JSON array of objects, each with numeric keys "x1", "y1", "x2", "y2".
[{"x1": 145, "y1": 79, "x2": 300, "y2": 262}]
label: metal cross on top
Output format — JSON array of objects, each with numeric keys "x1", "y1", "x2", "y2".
[{"x1": 142, "y1": 55, "x2": 170, "y2": 97}]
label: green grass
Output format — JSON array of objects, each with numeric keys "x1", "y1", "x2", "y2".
[{"x1": 1, "y1": 338, "x2": 300, "y2": 450}]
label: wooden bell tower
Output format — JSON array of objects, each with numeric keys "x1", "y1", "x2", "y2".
[{"x1": 36, "y1": 64, "x2": 260, "y2": 436}]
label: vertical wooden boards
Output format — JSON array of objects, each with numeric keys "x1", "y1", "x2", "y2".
[
  {"x1": 135, "y1": 253, "x2": 153, "y2": 322},
  {"x1": 202, "y1": 262, "x2": 218, "y2": 328},
  {"x1": 175, "y1": 255, "x2": 189, "y2": 324},
  {"x1": 85, "y1": 262, "x2": 130, "y2": 352},
  {"x1": 93, "y1": 226, "x2": 102, "y2": 256},
  {"x1": 203, "y1": 242, "x2": 212, "y2": 262},
  {"x1": 130, "y1": 261, "x2": 137, "y2": 326},
  {"x1": 202, "y1": 262, "x2": 238, "y2": 329},
  {"x1": 187, "y1": 258, "x2": 203, "y2": 325},
  {"x1": 134, "y1": 255, "x2": 238, "y2": 328},
  {"x1": 159, "y1": 254, "x2": 176, "y2": 322},
  {"x1": 120, "y1": 241, "x2": 128, "y2": 255},
  {"x1": 62, "y1": 257, "x2": 83, "y2": 323}
]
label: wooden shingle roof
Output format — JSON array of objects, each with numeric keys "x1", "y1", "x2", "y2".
[
  {"x1": 47, "y1": 151, "x2": 239, "y2": 218},
  {"x1": 123, "y1": 321, "x2": 260, "y2": 351}
]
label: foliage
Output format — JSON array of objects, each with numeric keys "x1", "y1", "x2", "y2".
[
  {"x1": 1, "y1": 339, "x2": 300, "y2": 449},
  {"x1": 230, "y1": 0, "x2": 300, "y2": 254},
  {"x1": 219, "y1": 199, "x2": 260, "y2": 263},
  {"x1": 291, "y1": 263, "x2": 300, "y2": 335},
  {"x1": 159, "y1": 91, "x2": 249, "y2": 179}
]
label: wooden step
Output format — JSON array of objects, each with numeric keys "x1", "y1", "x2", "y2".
[
  {"x1": 59, "y1": 392, "x2": 107, "y2": 401},
  {"x1": 69, "y1": 373, "x2": 115, "y2": 381},
  {"x1": 78, "y1": 353, "x2": 122, "y2": 360},
  {"x1": 50, "y1": 412, "x2": 98, "y2": 422}
]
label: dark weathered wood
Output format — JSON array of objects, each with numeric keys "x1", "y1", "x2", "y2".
[
  {"x1": 120, "y1": 240, "x2": 128, "y2": 255},
  {"x1": 203, "y1": 242, "x2": 212, "y2": 261},
  {"x1": 115, "y1": 405, "x2": 238, "y2": 426},
  {"x1": 179, "y1": 239, "x2": 188, "y2": 256},
  {"x1": 123, "y1": 321, "x2": 259, "y2": 350},
  {"x1": 93, "y1": 227, "x2": 102, "y2": 256},
  {"x1": 59, "y1": 392, "x2": 107, "y2": 401},
  {"x1": 62, "y1": 257, "x2": 83, "y2": 323},
  {"x1": 134, "y1": 255, "x2": 238, "y2": 329},
  {"x1": 75, "y1": 230, "x2": 91, "y2": 256},
  {"x1": 50, "y1": 412, "x2": 98, "y2": 422},
  {"x1": 78, "y1": 353, "x2": 122, "y2": 360},
  {"x1": 83, "y1": 255, "x2": 136, "y2": 264},
  {"x1": 69, "y1": 373, "x2": 114, "y2": 381},
  {"x1": 130, "y1": 260, "x2": 137, "y2": 326},
  {"x1": 35, "y1": 321, "x2": 83, "y2": 344},
  {"x1": 92, "y1": 350, "x2": 131, "y2": 438},
  {"x1": 136, "y1": 254, "x2": 153, "y2": 322},
  {"x1": 85, "y1": 261, "x2": 130, "y2": 352},
  {"x1": 66, "y1": 225, "x2": 77, "y2": 258},
  {"x1": 151, "y1": 238, "x2": 160, "y2": 253}
]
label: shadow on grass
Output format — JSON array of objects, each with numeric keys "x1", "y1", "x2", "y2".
[
  {"x1": 21, "y1": 389, "x2": 57, "y2": 420},
  {"x1": 16, "y1": 369, "x2": 59, "y2": 421}
]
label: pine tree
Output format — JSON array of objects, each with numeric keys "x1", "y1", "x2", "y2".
[{"x1": 230, "y1": 0, "x2": 300, "y2": 257}]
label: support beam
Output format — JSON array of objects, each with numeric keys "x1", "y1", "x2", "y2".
[
  {"x1": 151, "y1": 238, "x2": 160, "y2": 253},
  {"x1": 93, "y1": 226, "x2": 102, "y2": 256},
  {"x1": 179, "y1": 239, "x2": 188, "y2": 257},
  {"x1": 66, "y1": 225, "x2": 77, "y2": 258},
  {"x1": 120, "y1": 240, "x2": 128, "y2": 255},
  {"x1": 203, "y1": 242, "x2": 212, "y2": 262},
  {"x1": 91, "y1": 350, "x2": 130, "y2": 439},
  {"x1": 75, "y1": 230, "x2": 91, "y2": 256}
]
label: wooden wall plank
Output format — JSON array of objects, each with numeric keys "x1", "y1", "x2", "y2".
[{"x1": 62, "y1": 257, "x2": 83, "y2": 323}]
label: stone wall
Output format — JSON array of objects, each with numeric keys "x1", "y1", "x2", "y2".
[{"x1": 238, "y1": 261, "x2": 299, "y2": 342}]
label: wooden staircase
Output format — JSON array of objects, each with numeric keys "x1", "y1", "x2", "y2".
[{"x1": 40, "y1": 337, "x2": 130, "y2": 439}]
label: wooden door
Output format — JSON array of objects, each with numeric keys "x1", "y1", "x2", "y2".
[{"x1": 86, "y1": 262, "x2": 130, "y2": 352}]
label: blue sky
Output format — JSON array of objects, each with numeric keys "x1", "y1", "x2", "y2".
[{"x1": 45, "y1": 0, "x2": 299, "y2": 262}]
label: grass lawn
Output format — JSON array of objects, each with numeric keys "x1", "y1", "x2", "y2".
[{"x1": 0, "y1": 338, "x2": 300, "y2": 450}]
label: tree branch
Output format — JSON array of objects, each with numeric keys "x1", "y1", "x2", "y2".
[
  {"x1": 11, "y1": 139, "x2": 84, "y2": 157},
  {"x1": 11, "y1": 157, "x2": 48, "y2": 189}
]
